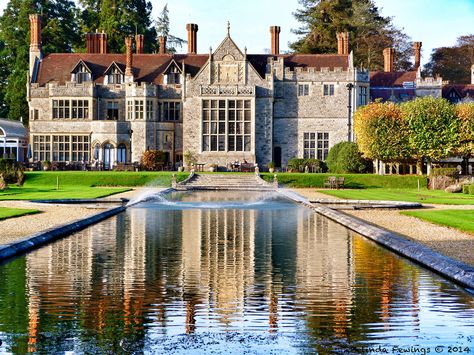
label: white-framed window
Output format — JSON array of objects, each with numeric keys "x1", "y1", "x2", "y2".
[
  {"x1": 304, "y1": 132, "x2": 329, "y2": 160},
  {"x1": 127, "y1": 100, "x2": 133, "y2": 120},
  {"x1": 166, "y1": 66, "x2": 181, "y2": 84},
  {"x1": 134, "y1": 100, "x2": 144, "y2": 119},
  {"x1": 72, "y1": 100, "x2": 89, "y2": 119},
  {"x1": 52, "y1": 135, "x2": 70, "y2": 161},
  {"x1": 30, "y1": 109, "x2": 39, "y2": 120},
  {"x1": 298, "y1": 84, "x2": 309, "y2": 96},
  {"x1": 52, "y1": 100, "x2": 70, "y2": 119},
  {"x1": 146, "y1": 100, "x2": 154, "y2": 120},
  {"x1": 117, "y1": 144, "x2": 127, "y2": 163},
  {"x1": 162, "y1": 101, "x2": 181, "y2": 121},
  {"x1": 359, "y1": 86, "x2": 368, "y2": 105},
  {"x1": 323, "y1": 84, "x2": 335, "y2": 96},
  {"x1": 71, "y1": 136, "x2": 89, "y2": 162},
  {"x1": 107, "y1": 66, "x2": 122, "y2": 84},
  {"x1": 33, "y1": 135, "x2": 51, "y2": 161},
  {"x1": 75, "y1": 63, "x2": 91, "y2": 84},
  {"x1": 202, "y1": 99, "x2": 251, "y2": 152}
]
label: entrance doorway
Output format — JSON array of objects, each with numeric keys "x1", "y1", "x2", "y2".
[{"x1": 273, "y1": 147, "x2": 282, "y2": 168}]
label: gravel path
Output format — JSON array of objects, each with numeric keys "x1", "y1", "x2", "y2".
[{"x1": 292, "y1": 188, "x2": 474, "y2": 267}]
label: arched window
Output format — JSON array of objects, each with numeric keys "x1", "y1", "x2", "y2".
[
  {"x1": 103, "y1": 143, "x2": 114, "y2": 170},
  {"x1": 117, "y1": 144, "x2": 127, "y2": 163}
]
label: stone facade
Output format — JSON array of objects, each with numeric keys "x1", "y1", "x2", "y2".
[{"x1": 27, "y1": 21, "x2": 369, "y2": 169}]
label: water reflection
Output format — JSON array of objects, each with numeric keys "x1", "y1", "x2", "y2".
[{"x1": 0, "y1": 191, "x2": 473, "y2": 353}]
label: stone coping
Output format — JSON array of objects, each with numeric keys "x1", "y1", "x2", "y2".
[
  {"x1": 34, "y1": 198, "x2": 129, "y2": 204},
  {"x1": 0, "y1": 206, "x2": 126, "y2": 263},
  {"x1": 279, "y1": 189, "x2": 474, "y2": 291},
  {"x1": 310, "y1": 199, "x2": 422, "y2": 210}
]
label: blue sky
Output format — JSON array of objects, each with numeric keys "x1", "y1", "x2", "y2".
[{"x1": 1, "y1": 0, "x2": 473, "y2": 65}]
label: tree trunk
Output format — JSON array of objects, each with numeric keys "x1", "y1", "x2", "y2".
[
  {"x1": 416, "y1": 158, "x2": 423, "y2": 176},
  {"x1": 396, "y1": 163, "x2": 400, "y2": 175},
  {"x1": 373, "y1": 159, "x2": 378, "y2": 175}
]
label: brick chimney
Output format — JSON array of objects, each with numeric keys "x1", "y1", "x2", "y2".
[
  {"x1": 186, "y1": 24, "x2": 198, "y2": 54},
  {"x1": 383, "y1": 48, "x2": 395, "y2": 72},
  {"x1": 86, "y1": 31, "x2": 107, "y2": 54},
  {"x1": 336, "y1": 32, "x2": 349, "y2": 55},
  {"x1": 29, "y1": 14, "x2": 42, "y2": 77},
  {"x1": 125, "y1": 36, "x2": 134, "y2": 80},
  {"x1": 413, "y1": 42, "x2": 422, "y2": 70},
  {"x1": 135, "y1": 34, "x2": 144, "y2": 54},
  {"x1": 159, "y1": 36, "x2": 167, "y2": 54},
  {"x1": 270, "y1": 26, "x2": 281, "y2": 55},
  {"x1": 471, "y1": 64, "x2": 474, "y2": 85}
]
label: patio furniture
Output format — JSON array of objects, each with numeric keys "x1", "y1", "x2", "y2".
[
  {"x1": 323, "y1": 176, "x2": 337, "y2": 189},
  {"x1": 336, "y1": 176, "x2": 345, "y2": 189}
]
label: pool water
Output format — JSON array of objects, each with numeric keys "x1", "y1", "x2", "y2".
[{"x1": 0, "y1": 191, "x2": 473, "y2": 354}]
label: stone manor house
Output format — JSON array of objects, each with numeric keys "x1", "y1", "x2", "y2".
[{"x1": 27, "y1": 14, "x2": 372, "y2": 169}]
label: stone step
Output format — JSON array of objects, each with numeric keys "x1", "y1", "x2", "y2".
[{"x1": 178, "y1": 173, "x2": 273, "y2": 191}]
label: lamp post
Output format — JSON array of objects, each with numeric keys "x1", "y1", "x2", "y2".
[{"x1": 346, "y1": 83, "x2": 354, "y2": 142}]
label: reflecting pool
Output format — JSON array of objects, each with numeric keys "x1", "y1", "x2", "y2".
[{"x1": 0, "y1": 191, "x2": 473, "y2": 354}]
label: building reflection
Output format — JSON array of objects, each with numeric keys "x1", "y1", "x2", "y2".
[{"x1": 13, "y1": 193, "x2": 474, "y2": 353}]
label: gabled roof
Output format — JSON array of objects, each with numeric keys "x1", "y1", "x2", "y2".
[
  {"x1": 35, "y1": 52, "x2": 351, "y2": 86},
  {"x1": 36, "y1": 53, "x2": 209, "y2": 86},
  {"x1": 442, "y1": 84, "x2": 474, "y2": 99},
  {"x1": 162, "y1": 59, "x2": 183, "y2": 74},
  {"x1": 71, "y1": 59, "x2": 93, "y2": 74},
  {"x1": 104, "y1": 61, "x2": 125, "y2": 75},
  {"x1": 370, "y1": 71, "x2": 417, "y2": 87},
  {"x1": 0, "y1": 119, "x2": 27, "y2": 138}
]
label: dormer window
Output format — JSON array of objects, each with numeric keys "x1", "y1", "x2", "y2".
[
  {"x1": 163, "y1": 61, "x2": 182, "y2": 85},
  {"x1": 71, "y1": 61, "x2": 92, "y2": 84},
  {"x1": 104, "y1": 63, "x2": 124, "y2": 85}
]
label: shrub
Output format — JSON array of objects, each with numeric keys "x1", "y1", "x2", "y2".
[
  {"x1": 326, "y1": 142, "x2": 366, "y2": 174},
  {"x1": 430, "y1": 168, "x2": 458, "y2": 177},
  {"x1": 287, "y1": 158, "x2": 325, "y2": 173},
  {"x1": 462, "y1": 184, "x2": 471, "y2": 194},
  {"x1": 0, "y1": 174, "x2": 7, "y2": 191},
  {"x1": 183, "y1": 150, "x2": 198, "y2": 167},
  {"x1": 140, "y1": 150, "x2": 166, "y2": 171},
  {"x1": 470, "y1": 184, "x2": 474, "y2": 195},
  {"x1": 0, "y1": 158, "x2": 19, "y2": 183}
]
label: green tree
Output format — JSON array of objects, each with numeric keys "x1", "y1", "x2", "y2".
[
  {"x1": 454, "y1": 102, "x2": 474, "y2": 173},
  {"x1": 78, "y1": 0, "x2": 157, "y2": 53},
  {"x1": 0, "y1": 0, "x2": 79, "y2": 121},
  {"x1": 401, "y1": 97, "x2": 459, "y2": 173},
  {"x1": 155, "y1": 4, "x2": 185, "y2": 54},
  {"x1": 326, "y1": 141, "x2": 366, "y2": 173},
  {"x1": 291, "y1": 0, "x2": 413, "y2": 70},
  {"x1": 424, "y1": 35, "x2": 474, "y2": 84}
]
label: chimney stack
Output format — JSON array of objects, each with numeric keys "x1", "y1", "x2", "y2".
[
  {"x1": 86, "y1": 32, "x2": 107, "y2": 54},
  {"x1": 186, "y1": 24, "x2": 198, "y2": 54},
  {"x1": 135, "y1": 34, "x2": 144, "y2": 54},
  {"x1": 159, "y1": 36, "x2": 167, "y2": 54},
  {"x1": 125, "y1": 36, "x2": 133, "y2": 79},
  {"x1": 270, "y1": 26, "x2": 281, "y2": 55},
  {"x1": 336, "y1": 32, "x2": 349, "y2": 55},
  {"x1": 471, "y1": 64, "x2": 474, "y2": 85},
  {"x1": 383, "y1": 48, "x2": 395, "y2": 72},
  {"x1": 413, "y1": 42, "x2": 422, "y2": 70},
  {"x1": 29, "y1": 14, "x2": 42, "y2": 77}
]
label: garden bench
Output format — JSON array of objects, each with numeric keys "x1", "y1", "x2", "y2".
[{"x1": 323, "y1": 176, "x2": 337, "y2": 189}]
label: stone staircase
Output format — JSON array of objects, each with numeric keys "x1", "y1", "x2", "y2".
[{"x1": 177, "y1": 173, "x2": 275, "y2": 191}]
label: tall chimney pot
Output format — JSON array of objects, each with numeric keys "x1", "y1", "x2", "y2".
[
  {"x1": 383, "y1": 48, "x2": 395, "y2": 72},
  {"x1": 270, "y1": 26, "x2": 281, "y2": 55},
  {"x1": 136, "y1": 34, "x2": 144, "y2": 54},
  {"x1": 29, "y1": 14, "x2": 42, "y2": 50},
  {"x1": 413, "y1": 42, "x2": 422, "y2": 70},
  {"x1": 159, "y1": 36, "x2": 167, "y2": 54},
  {"x1": 336, "y1": 32, "x2": 349, "y2": 55},
  {"x1": 125, "y1": 36, "x2": 133, "y2": 77},
  {"x1": 186, "y1": 24, "x2": 198, "y2": 54}
]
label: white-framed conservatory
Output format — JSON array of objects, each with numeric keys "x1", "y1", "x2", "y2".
[{"x1": 0, "y1": 118, "x2": 28, "y2": 162}]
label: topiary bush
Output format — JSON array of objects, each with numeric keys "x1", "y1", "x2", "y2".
[
  {"x1": 0, "y1": 158, "x2": 19, "y2": 183},
  {"x1": 326, "y1": 142, "x2": 367, "y2": 174},
  {"x1": 462, "y1": 184, "x2": 471, "y2": 194},
  {"x1": 470, "y1": 184, "x2": 474, "y2": 195}
]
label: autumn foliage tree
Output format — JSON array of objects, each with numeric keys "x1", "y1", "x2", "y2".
[
  {"x1": 454, "y1": 102, "x2": 474, "y2": 173},
  {"x1": 401, "y1": 97, "x2": 459, "y2": 174},
  {"x1": 354, "y1": 101, "x2": 410, "y2": 173}
]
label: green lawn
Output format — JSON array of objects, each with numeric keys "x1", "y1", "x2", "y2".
[
  {"x1": 261, "y1": 173, "x2": 428, "y2": 189},
  {"x1": 317, "y1": 188, "x2": 474, "y2": 205},
  {"x1": 0, "y1": 171, "x2": 189, "y2": 200},
  {"x1": 0, "y1": 207, "x2": 40, "y2": 220},
  {"x1": 401, "y1": 210, "x2": 474, "y2": 234}
]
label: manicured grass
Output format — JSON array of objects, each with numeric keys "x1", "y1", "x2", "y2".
[
  {"x1": 317, "y1": 188, "x2": 474, "y2": 205},
  {"x1": 261, "y1": 173, "x2": 428, "y2": 189},
  {"x1": 0, "y1": 171, "x2": 190, "y2": 200},
  {"x1": 401, "y1": 210, "x2": 474, "y2": 234},
  {"x1": 0, "y1": 207, "x2": 40, "y2": 220}
]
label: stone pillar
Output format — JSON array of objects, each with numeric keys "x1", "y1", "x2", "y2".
[
  {"x1": 159, "y1": 36, "x2": 167, "y2": 54},
  {"x1": 383, "y1": 48, "x2": 395, "y2": 72},
  {"x1": 186, "y1": 24, "x2": 198, "y2": 54},
  {"x1": 29, "y1": 14, "x2": 42, "y2": 77},
  {"x1": 413, "y1": 42, "x2": 422, "y2": 70},
  {"x1": 135, "y1": 34, "x2": 144, "y2": 54},
  {"x1": 270, "y1": 26, "x2": 281, "y2": 55},
  {"x1": 125, "y1": 36, "x2": 134, "y2": 80}
]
